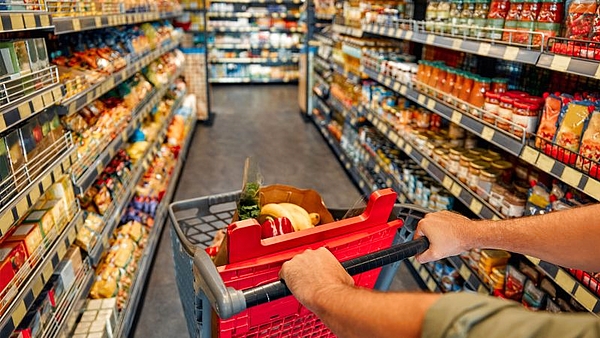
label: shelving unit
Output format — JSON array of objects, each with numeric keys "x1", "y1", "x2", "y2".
[
  {"x1": 310, "y1": 12, "x2": 600, "y2": 314},
  {"x1": 50, "y1": 10, "x2": 183, "y2": 34}
]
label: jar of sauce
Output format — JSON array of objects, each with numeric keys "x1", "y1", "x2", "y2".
[
  {"x1": 468, "y1": 160, "x2": 490, "y2": 191},
  {"x1": 483, "y1": 92, "x2": 501, "y2": 124},
  {"x1": 458, "y1": 153, "x2": 479, "y2": 183},
  {"x1": 489, "y1": 182, "x2": 508, "y2": 210},
  {"x1": 458, "y1": 74, "x2": 475, "y2": 111},
  {"x1": 477, "y1": 168, "x2": 501, "y2": 199},
  {"x1": 501, "y1": 192, "x2": 526, "y2": 218},
  {"x1": 497, "y1": 95, "x2": 514, "y2": 131},
  {"x1": 512, "y1": 100, "x2": 541, "y2": 138},
  {"x1": 436, "y1": 66, "x2": 448, "y2": 98},
  {"x1": 491, "y1": 77, "x2": 509, "y2": 93},
  {"x1": 433, "y1": 148, "x2": 450, "y2": 166},
  {"x1": 448, "y1": 147, "x2": 466, "y2": 174},
  {"x1": 441, "y1": 68, "x2": 457, "y2": 98},
  {"x1": 449, "y1": 70, "x2": 465, "y2": 106},
  {"x1": 468, "y1": 76, "x2": 491, "y2": 116},
  {"x1": 491, "y1": 160, "x2": 513, "y2": 184},
  {"x1": 480, "y1": 152, "x2": 501, "y2": 162}
]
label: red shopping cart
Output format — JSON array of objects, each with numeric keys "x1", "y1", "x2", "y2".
[{"x1": 168, "y1": 188, "x2": 429, "y2": 337}]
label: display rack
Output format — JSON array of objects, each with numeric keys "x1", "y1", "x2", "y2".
[
  {"x1": 0, "y1": 11, "x2": 53, "y2": 32},
  {"x1": 50, "y1": 10, "x2": 183, "y2": 34},
  {"x1": 311, "y1": 12, "x2": 600, "y2": 314}
]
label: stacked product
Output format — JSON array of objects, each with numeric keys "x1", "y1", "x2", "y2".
[
  {"x1": 424, "y1": 260, "x2": 465, "y2": 291},
  {"x1": 47, "y1": 0, "x2": 181, "y2": 16}
]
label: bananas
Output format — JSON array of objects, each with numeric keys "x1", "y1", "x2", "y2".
[{"x1": 259, "y1": 203, "x2": 319, "y2": 232}]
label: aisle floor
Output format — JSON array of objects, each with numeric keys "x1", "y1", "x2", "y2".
[{"x1": 132, "y1": 85, "x2": 420, "y2": 338}]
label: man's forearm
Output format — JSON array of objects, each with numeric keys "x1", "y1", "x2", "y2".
[
  {"x1": 471, "y1": 203, "x2": 600, "y2": 271},
  {"x1": 311, "y1": 285, "x2": 440, "y2": 338}
]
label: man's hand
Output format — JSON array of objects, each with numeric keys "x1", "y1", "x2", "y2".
[
  {"x1": 279, "y1": 247, "x2": 354, "y2": 313},
  {"x1": 414, "y1": 210, "x2": 475, "y2": 263}
]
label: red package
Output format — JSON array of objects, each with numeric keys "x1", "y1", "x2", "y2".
[
  {"x1": 535, "y1": 93, "x2": 564, "y2": 148},
  {"x1": 565, "y1": 0, "x2": 597, "y2": 40},
  {"x1": 0, "y1": 241, "x2": 27, "y2": 292},
  {"x1": 260, "y1": 217, "x2": 294, "y2": 239}
]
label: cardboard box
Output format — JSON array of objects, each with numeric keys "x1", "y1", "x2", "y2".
[
  {"x1": 0, "y1": 241, "x2": 27, "y2": 292},
  {"x1": 36, "y1": 198, "x2": 67, "y2": 231},
  {"x1": 21, "y1": 209, "x2": 55, "y2": 239},
  {"x1": 64, "y1": 246, "x2": 83, "y2": 274},
  {"x1": 53, "y1": 258, "x2": 75, "y2": 293},
  {"x1": 6, "y1": 223, "x2": 43, "y2": 257},
  {"x1": 47, "y1": 176, "x2": 75, "y2": 211}
]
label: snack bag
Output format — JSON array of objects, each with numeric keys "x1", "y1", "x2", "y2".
[
  {"x1": 553, "y1": 100, "x2": 594, "y2": 163},
  {"x1": 564, "y1": 0, "x2": 597, "y2": 40},
  {"x1": 535, "y1": 93, "x2": 564, "y2": 149},
  {"x1": 577, "y1": 106, "x2": 600, "y2": 172}
]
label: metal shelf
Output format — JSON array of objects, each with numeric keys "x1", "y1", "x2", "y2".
[
  {"x1": 0, "y1": 11, "x2": 53, "y2": 32},
  {"x1": 0, "y1": 134, "x2": 77, "y2": 238},
  {"x1": 209, "y1": 77, "x2": 298, "y2": 83},
  {"x1": 209, "y1": 43, "x2": 302, "y2": 50},
  {"x1": 73, "y1": 69, "x2": 184, "y2": 195},
  {"x1": 362, "y1": 22, "x2": 542, "y2": 65},
  {"x1": 332, "y1": 23, "x2": 363, "y2": 38},
  {"x1": 209, "y1": 56, "x2": 299, "y2": 64},
  {"x1": 208, "y1": 26, "x2": 303, "y2": 33},
  {"x1": 537, "y1": 53, "x2": 600, "y2": 80},
  {"x1": 313, "y1": 94, "x2": 331, "y2": 116},
  {"x1": 406, "y1": 257, "x2": 442, "y2": 293},
  {"x1": 51, "y1": 10, "x2": 183, "y2": 34},
  {"x1": 86, "y1": 87, "x2": 185, "y2": 266},
  {"x1": 525, "y1": 255, "x2": 600, "y2": 314},
  {"x1": 40, "y1": 257, "x2": 94, "y2": 338},
  {"x1": 209, "y1": 0, "x2": 302, "y2": 3},
  {"x1": 332, "y1": 62, "x2": 362, "y2": 84},
  {"x1": 114, "y1": 111, "x2": 196, "y2": 338},
  {"x1": 446, "y1": 256, "x2": 490, "y2": 294},
  {"x1": 58, "y1": 38, "x2": 180, "y2": 115},
  {"x1": 362, "y1": 67, "x2": 526, "y2": 157},
  {"x1": 207, "y1": 11, "x2": 300, "y2": 19},
  {"x1": 0, "y1": 209, "x2": 85, "y2": 338},
  {"x1": 0, "y1": 81, "x2": 63, "y2": 135},
  {"x1": 360, "y1": 106, "x2": 503, "y2": 220}
]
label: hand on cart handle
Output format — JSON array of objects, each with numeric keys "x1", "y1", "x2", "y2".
[
  {"x1": 413, "y1": 210, "x2": 472, "y2": 264},
  {"x1": 242, "y1": 237, "x2": 430, "y2": 311}
]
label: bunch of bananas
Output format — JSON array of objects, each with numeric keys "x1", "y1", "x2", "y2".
[{"x1": 258, "y1": 203, "x2": 321, "y2": 232}]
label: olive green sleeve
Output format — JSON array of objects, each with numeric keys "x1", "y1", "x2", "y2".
[{"x1": 422, "y1": 292, "x2": 600, "y2": 338}]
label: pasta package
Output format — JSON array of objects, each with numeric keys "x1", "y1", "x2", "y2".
[
  {"x1": 535, "y1": 93, "x2": 565, "y2": 149},
  {"x1": 578, "y1": 107, "x2": 600, "y2": 174},
  {"x1": 553, "y1": 100, "x2": 594, "y2": 163}
]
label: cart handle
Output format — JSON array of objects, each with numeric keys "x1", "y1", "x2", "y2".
[{"x1": 195, "y1": 237, "x2": 429, "y2": 319}]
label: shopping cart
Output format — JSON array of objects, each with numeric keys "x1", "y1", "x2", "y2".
[{"x1": 169, "y1": 188, "x2": 430, "y2": 338}]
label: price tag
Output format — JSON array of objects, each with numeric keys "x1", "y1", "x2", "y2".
[
  {"x1": 345, "y1": 162, "x2": 351, "y2": 170},
  {"x1": 427, "y1": 99, "x2": 436, "y2": 110},
  {"x1": 470, "y1": 199, "x2": 483, "y2": 215},
  {"x1": 400, "y1": 86, "x2": 407, "y2": 96},
  {"x1": 442, "y1": 176, "x2": 453, "y2": 189},
  {"x1": 381, "y1": 124, "x2": 389, "y2": 135},
  {"x1": 421, "y1": 158, "x2": 430, "y2": 168},
  {"x1": 536, "y1": 153, "x2": 555, "y2": 173},
  {"x1": 427, "y1": 279, "x2": 437, "y2": 291},
  {"x1": 28, "y1": 186, "x2": 41, "y2": 204},
  {"x1": 40, "y1": 14, "x2": 50, "y2": 27},
  {"x1": 418, "y1": 94, "x2": 426, "y2": 105},
  {"x1": 95, "y1": 17, "x2": 102, "y2": 27},
  {"x1": 504, "y1": 46, "x2": 519, "y2": 61},
  {"x1": 520, "y1": 146, "x2": 539, "y2": 164},
  {"x1": 16, "y1": 197, "x2": 28, "y2": 219},
  {"x1": 18, "y1": 102, "x2": 31, "y2": 119},
  {"x1": 451, "y1": 110, "x2": 462, "y2": 124},
  {"x1": 57, "y1": 241, "x2": 67, "y2": 259},
  {"x1": 396, "y1": 137, "x2": 405, "y2": 148},
  {"x1": 450, "y1": 183, "x2": 462, "y2": 196},
  {"x1": 23, "y1": 14, "x2": 35, "y2": 28},
  {"x1": 481, "y1": 126, "x2": 495, "y2": 141},
  {"x1": 452, "y1": 39, "x2": 462, "y2": 50},
  {"x1": 555, "y1": 269, "x2": 576, "y2": 292},
  {"x1": 405, "y1": 144, "x2": 413, "y2": 154},
  {"x1": 405, "y1": 31, "x2": 413, "y2": 41},
  {"x1": 10, "y1": 14, "x2": 24, "y2": 30},
  {"x1": 526, "y1": 255, "x2": 541, "y2": 265},
  {"x1": 550, "y1": 55, "x2": 571, "y2": 72},
  {"x1": 384, "y1": 77, "x2": 392, "y2": 87},
  {"x1": 32, "y1": 277, "x2": 44, "y2": 297},
  {"x1": 478, "y1": 43, "x2": 491, "y2": 56},
  {"x1": 561, "y1": 166, "x2": 583, "y2": 188},
  {"x1": 42, "y1": 173, "x2": 52, "y2": 190},
  {"x1": 584, "y1": 179, "x2": 600, "y2": 200},
  {"x1": 575, "y1": 286, "x2": 598, "y2": 312},
  {"x1": 389, "y1": 132, "x2": 399, "y2": 144},
  {"x1": 86, "y1": 91, "x2": 94, "y2": 105},
  {"x1": 395, "y1": 29, "x2": 404, "y2": 39},
  {"x1": 42, "y1": 262, "x2": 54, "y2": 281},
  {"x1": 386, "y1": 178, "x2": 393, "y2": 187},
  {"x1": 459, "y1": 264, "x2": 470, "y2": 279},
  {"x1": 12, "y1": 302, "x2": 27, "y2": 324},
  {"x1": 393, "y1": 81, "x2": 401, "y2": 91},
  {"x1": 595, "y1": 65, "x2": 600, "y2": 80},
  {"x1": 426, "y1": 35, "x2": 435, "y2": 45},
  {"x1": 71, "y1": 18, "x2": 81, "y2": 31}
]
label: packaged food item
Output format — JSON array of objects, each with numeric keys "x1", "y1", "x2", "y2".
[
  {"x1": 0, "y1": 137, "x2": 16, "y2": 206},
  {"x1": 21, "y1": 209, "x2": 55, "y2": 240},
  {"x1": 554, "y1": 100, "x2": 594, "y2": 155},
  {"x1": 0, "y1": 241, "x2": 27, "y2": 292},
  {"x1": 5, "y1": 129, "x2": 25, "y2": 185},
  {"x1": 505, "y1": 264, "x2": 527, "y2": 300},
  {"x1": 502, "y1": 191, "x2": 527, "y2": 217},
  {"x1": 564, "y1": 0, "x2": 596, "y2": 40},
  {"x1": 522, "y1": 279, "x2": 546, "y2": 310},
  {"x1": 6, "y1": 223, "x2": 43, "y2": 257},
  {"x1": 534, "y1": 0, "x2": 564, "y2": 45},
  {"x1": 486, "y1": 0, "x2": 510, "y2": 38},
  {"x1": 525, "y1": 182, "x2": 551, "y2": 215},
  {"x1": 535, "y1": 93, "x2": 565, "y2": 149},
  {"x1": 577, "y1": 107, "x2": 600, "y2": 171},
  {"x1": 53, "y1": 257, "x2": 76, "y2": 293},
  {"x1": 503, "y1": 0, "x2": 524, "y2": 41},
  {"x1": 468, "y1": 77, "x2": 491, "y2": 116},
  {"x1": 75, "y1": 225, "x2": 99, "y2": 253}
]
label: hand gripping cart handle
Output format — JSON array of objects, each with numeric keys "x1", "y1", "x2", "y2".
[{"x1": 243, "y1": 237, "x2": 429, "y2": 309}]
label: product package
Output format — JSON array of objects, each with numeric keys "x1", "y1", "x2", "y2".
[
  {"x1": 6, "y1": 223, "x2": 43, "y2": 258},
  {"x1": 21, "y1": 209, "x2": 55, "y2": 240},
  {"x1": 505, "y1": 264, "x2": 527, "y2": 300},
  {"x1": 535, "y1": 93, "x2": 564, "y2": 149},
  {"x1": 553, "y1": 100, "x2": 594, "y2": 163},
  {"x1": 0, "y1": 241, "x2": 27, "y2": 292},
  {"x1": 577, "y1": 106, "x2": 600, "y2": 172}
]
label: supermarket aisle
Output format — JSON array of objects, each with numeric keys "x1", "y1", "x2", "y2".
[{"x1": 132, "y1": 85, "x2": 419, "y2": 338}]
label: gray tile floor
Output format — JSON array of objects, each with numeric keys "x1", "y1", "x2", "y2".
[{"x1": 131, "y1": 85, "x2": 420, "y2": 338}]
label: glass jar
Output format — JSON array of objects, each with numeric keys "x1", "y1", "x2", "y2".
[
  {"x1": 477, "y1": 168, "x2": 501, "y2": 199},
  {"x1": 436, "y1": 66, "x2": 448, "y2": 98},
  {"x1": 426, "y1": 1, "x2": 440, "y2": 31},
  {"x1": 514, "y1": 0, "x2": 540, "y2": 45},
  {"x1": 534, "y1": 0, "x2": 563, "y2": 45},
  {"x1": 472, "y1": 0, "x2": 490, "y2": 37},
  {"x1": 426, "y1": 141, "x2": 437, "y2": 157},
  {"x1": 468, "y1": 76, "x2": 492, "y2": 116},
  {"x1": 458, "y1": 153, "x2": 479, "y2": 183},
  {"x1": 514, "y1": 160, "x2": 529, "y2": 180},
  {"x1": 448, "y1": 122, "x2": 466, "y2": 139},
  {"x1": 480, "y1": 152, "x2": 501, "y2": 162},
  {"x1": 450, "y1": 0, "x2": 465, "y2": 35},
  {"x1": 503, "y1": 0, "x2": 523, "y2": 42},
  {"x1": 491, "y1": 160, "x2": 513, "y2": 184},
  {"x1": 512, "y1": 101, "x2": 541, "y2": 138},
  {"x1": 468, "y1": 160, "x2": 490, "y2": 191},
  {"x1": 458, "y1": 74, "x2": 475, "y2": 111},
  {"x1": 418, "y1": 61, "x2": 432, "y2": 91},
  {"x1": 483, "y1": 92, "x2": 501, "y2": 124},
  {"x1": 514, "y1": 180, "x2": 530, "y2": 195},
  {"x1": 468, "y1": 147, "x2": 487, "y2": 156},
  {"x1": 441, "y1": 68, "x2": 456, "y2": 97},
  {"x1": 459, "y1": 0, "x2": 476, "y2": 35},
  {"x1": 448, "y1": 147, "x2": 466, "y2": 174},
  {"x1": 427, "y1": 63, "x2": 442, "y2": 95},
  {"x1": 437, "y1": 0, "x2": 452, "y2": 32},
  {"x1": 449, "y1": 70, "x2": 465, "y2": 106},
  {"x1": 486, "y1": 0, "x2": 510, "y2": 39},
  {"x1": 491, "y1": 78, "x2": 509, "y2": 93},
  {"x1": 489, "y1": 182, "x2": 508, "y2": 210},
  {"x1": 416, "y1": 109, "x2": 432, "y2": 128},
  {"x1": 416, "y1": 133, "x2": 429, "y2": 150},
  {"x1": 501, "y1": 192, "x2": 526, "y2": 218},
  {"x1": 497, "y1": 95, "x2": 514, "y2": 132},
  {"x1": 433, "y1": 148, "x2": 450, "y2": 166}
]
